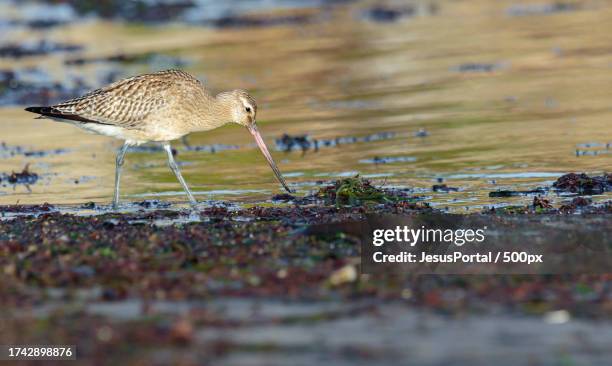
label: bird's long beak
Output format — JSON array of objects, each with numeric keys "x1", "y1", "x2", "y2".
[{"x1": 248, "y1": 123, "x2": 293, "y2": 193}]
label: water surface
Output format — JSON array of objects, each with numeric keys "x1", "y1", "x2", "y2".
[{"x1": 0, "y1": 0, "x2": 610, "y2": 211}]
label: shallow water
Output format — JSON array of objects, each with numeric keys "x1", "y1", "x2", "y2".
[{"x1": 0, "y1": 0, "x2": 610, "y2": 211}]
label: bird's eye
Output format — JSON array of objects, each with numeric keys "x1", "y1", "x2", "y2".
[{"x1": 245, "y1": 107, "x2": 251, "y2": 112}]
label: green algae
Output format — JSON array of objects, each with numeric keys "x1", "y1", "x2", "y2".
[{"x1": 316, "y1": 176, "x2": 406, "y2": 206}]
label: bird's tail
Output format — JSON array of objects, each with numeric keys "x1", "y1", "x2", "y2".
[
  {"x1": 25, "y1": 106, "x2": 47, "y2": 114},
  {"x1": 24, "y1": 106, "x2": 56, "y2": 120},
  {"x1": 24, "y1": 106, "x2": 97, "y2": 123}
]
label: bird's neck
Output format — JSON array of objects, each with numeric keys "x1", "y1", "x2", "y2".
[{"x1": 191, "y1": 92, "x2": 234, "y2": 132}]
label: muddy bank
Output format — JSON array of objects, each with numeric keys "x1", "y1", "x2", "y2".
[
  {"x1": 1, "y1": 184, "x2": 610, "y2": 364},
  {"x1": 1, "y1": 198, "x2": 610, "y2": 306}
]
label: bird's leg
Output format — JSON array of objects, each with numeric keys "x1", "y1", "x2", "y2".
[
  {"x1": 163, "y1": 143, "x2": 197, "y2": 206},
  {"x1": 113, "y1": 142, "x2": 130, "y2": 209}
]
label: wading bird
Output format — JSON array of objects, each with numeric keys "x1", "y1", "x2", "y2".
[{"x1": 25, "y1": 69, "x2": 292, "y2": 208}]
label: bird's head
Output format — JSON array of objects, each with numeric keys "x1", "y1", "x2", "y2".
[
  {"x1": 216, "y1": 89, "x2": 293, "y2": 193},
  {"x1": 227, "y1": 89, "x2": 257, "y2": 127}
]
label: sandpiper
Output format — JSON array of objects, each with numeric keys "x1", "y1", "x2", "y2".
[{"x1": 25, "y1": 69, "x2": 292, "y2": 208}]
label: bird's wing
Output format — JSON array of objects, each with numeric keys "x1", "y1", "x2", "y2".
[{"x1": 48, "y1": 73, "x2": 176, "y2": 128}]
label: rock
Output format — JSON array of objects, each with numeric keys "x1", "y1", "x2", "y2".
[
  {"x1": 328, "y1": 264, "x2": 357, "y2": 286},
  {"x1": 272, "y1": 193, "x2": 296, "y2": 202},
  {"x1": 432, "y1": 184, "x2": 459, "y2": 192}
]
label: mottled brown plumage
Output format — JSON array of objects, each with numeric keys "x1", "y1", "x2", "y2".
[
  {"x1": 25, "y1": 69, "x2": 291, "y2": 208},
  {"x1": 27, "y1": 69, "x2": 258, "y2": 143}
]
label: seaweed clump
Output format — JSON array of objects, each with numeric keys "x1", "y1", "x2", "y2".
[
  {"x1": 316, "y1": 176, "x2": 404, "y2": 206},
  {"x1": 533, "y1": 196, "x2": 554, "y2": 213},
  {"x1": 553, "y1": 173, "x2": 611, "y2": 195},
  {"x1": 559, "y1": 197, "x2": 592, "y2": 212}
]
